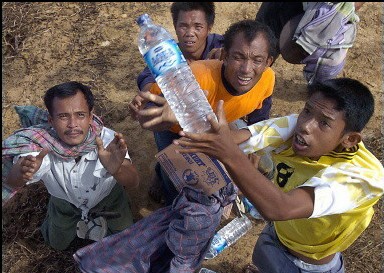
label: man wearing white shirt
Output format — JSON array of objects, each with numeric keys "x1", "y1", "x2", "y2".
[{"x1": 2, "y1": 81, "x2": 140, "y2": 250}]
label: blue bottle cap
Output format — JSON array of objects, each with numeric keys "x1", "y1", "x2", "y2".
[{"x1": 136, "y1": 13, "x2": 150, "y2": 26}]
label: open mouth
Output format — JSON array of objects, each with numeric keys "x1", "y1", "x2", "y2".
[
  {"x1": 295, "y1": 134, "x2": 308, "y2": 147},
  {"x1": 183, "y1": 41, "x2": 196, "y2": 46},
  {"x1": 238, "y1": 75, "x2": 252, "y2": 85}
]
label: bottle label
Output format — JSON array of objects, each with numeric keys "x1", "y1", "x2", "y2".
[
  {"x1": 144, "y1": 39, "x2": 186, "y2": 78},
  {"x1": 210, "y1": 233, "x2": 228, "y2": 254}
]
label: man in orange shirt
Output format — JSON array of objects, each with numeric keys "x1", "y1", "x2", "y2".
[{"x1": 130, "y1": 19, "x2": 277, "y2": 205}]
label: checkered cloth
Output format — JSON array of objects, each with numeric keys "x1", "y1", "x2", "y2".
[
  {"x1": 74, "y1": 184, "x2": 238, "y2": 273},
  {"x1": 2, "y1": 105, "x2": 103, "y2": 205}
]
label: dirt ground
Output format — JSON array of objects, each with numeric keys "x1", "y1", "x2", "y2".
[{"x1": 2, "y1": 2, "x2": 383, "y2": 273}]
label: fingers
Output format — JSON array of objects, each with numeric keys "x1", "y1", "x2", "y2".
[
  {"x1": 114, "y1": 132, "x2": 128, "y2": 150},
  {"x1": 215, "y1": 100, "x2": 227, "y2": 123},
  {"x1": 18, "y1": 156, "x2": 38, "y2": 180},
  {"x1": 129, "y1": 94, "x2": 146, "y2": 120},
  {"x1": 96, "y1": 136, "x2": 104, "y2": 152},
  {"x1": 139, "y1": 91, "x2": 167, "y2": 106},
  {"x1": 137, "y1": 105, "x2": 163, "y2": 117}
]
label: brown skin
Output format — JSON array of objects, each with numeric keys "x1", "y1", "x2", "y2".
[
  {"x1": 130, "y1": 31, "x2": 274, "y2": 132},
  {"x1": 174, "y1": 9, "x2": 212, "y2": 63},
  {"x1": 173, "y1": 94, "x2": 361, "y2": 264},
  {"x1": 222, "y1": 32, "x2": 273, "y2": 95},
  {"x1": 6, "y1": 91, "x2": 139, "y2": 190},
  {"x1": 129, "y1": 8, "x2": 214, "y2": 119},
  {"x1": 174, "y1": 95, "x2": 361, "y2": 220}
]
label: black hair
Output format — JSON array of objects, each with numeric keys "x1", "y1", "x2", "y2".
[
  {"x1": 308, "y1": 78, "x2": 374, "y2": 132},
  {"x1": 43, "y1": 81, "x2": 94, "y2": 115},
  {"x1": 223, "y1": 19, "x2": 278, "y2": 59},
  {"x1": 170, "y1": 2, "x2": 215, "y2": 27}
]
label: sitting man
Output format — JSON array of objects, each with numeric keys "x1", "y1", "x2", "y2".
[
  {"x1": 2, "y1": 81, "x2": 140, "y2": 250},
  {"x1": 174, "y1": 77, "x2": 384, "y2": 273},
  {"x1": 130, "y1": 19, "x2": 278, "y2": 206}
]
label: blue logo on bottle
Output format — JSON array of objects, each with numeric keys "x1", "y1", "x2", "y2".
[{"x1": 144, "y1": 39, "x2": 186, "y2": 78}]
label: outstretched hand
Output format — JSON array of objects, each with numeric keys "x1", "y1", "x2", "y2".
[
  {"x1": 128, "y1": 94, "x2": 147, "y2": 121},
  {"x1": 96, "y1": 132, "x2": 127, "y2": 175},
  {"x1": 133, "y1": 91, "x2": 177, "y2": 131},
  {"x1": 173, "y1": 100, "x2": 239, "y2": 160},
  {"x1": 16, "y1": 149, "x2": 49, "y2": 183}
]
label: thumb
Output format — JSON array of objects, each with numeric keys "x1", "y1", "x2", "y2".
[
  {"x1": 95, "y1": 136, "x2": 104, "y2": 152},
  {"x1": 36, "y1": 148, "x2": 49, "y2": 160},
  {"x1": 216, "y1": 100, "x2": 227, "y2": 123}
]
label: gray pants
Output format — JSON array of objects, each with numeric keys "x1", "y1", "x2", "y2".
[
  {"x1": 253, "y1": 222, "x2": 345, "y2": 273},
  {"x1": 41, "y1": 183, "x2": 133, "y2": 250}
]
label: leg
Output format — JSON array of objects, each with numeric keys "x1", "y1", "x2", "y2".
[
  {"x1": 279, "y1": 13, "x2": 309, "y2": 64},
  {"x1": 40, "y1": 196, "x2": 80, "y2": 250},
  {"x1": 94, "y1": 183, "x2": 134, "y2": 234},
  {"x1": 256, "y1": 2, "x2": 304, "y2": 62}
]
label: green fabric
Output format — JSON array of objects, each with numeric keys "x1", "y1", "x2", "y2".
[{"x1": 41, "y1": 183, "x2": 133, "y2": 250}]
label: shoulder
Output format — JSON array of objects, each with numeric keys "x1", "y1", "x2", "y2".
[
  {"x1": 207, "y1": 33, "x2": 224, "y2": 47},
  {"x1": 191, "y1": 60, "x2": 223, "y2": 79},
  {"x1": 191, "y1": 59, "x2": 222, "y2": 70}
]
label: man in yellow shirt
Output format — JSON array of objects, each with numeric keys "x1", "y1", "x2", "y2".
[
  {"x1": 174, "y1": 77, "x2": 384, "y2": 273},
  {"x1": 130, "y1": 19, "x2": 277, "y2": 205}
]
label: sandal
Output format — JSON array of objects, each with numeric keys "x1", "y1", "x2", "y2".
[{"x1": 243, "y1": 263, "x2": 260, "y2": 273}]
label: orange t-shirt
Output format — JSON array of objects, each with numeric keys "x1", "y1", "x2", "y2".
[{"x1": 150, "y1": 59, "x2": 275, "y2": 133}]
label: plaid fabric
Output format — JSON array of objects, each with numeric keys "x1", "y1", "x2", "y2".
[
  {"x1": 294, "y1": 2, "x2": 358, "y2": 83},
  {"x1": 74, "y1": 184, "x2": 238, "y2": 273},
  {"x1": 2, "y1": 105, "x2": 104, "y2": 205}
]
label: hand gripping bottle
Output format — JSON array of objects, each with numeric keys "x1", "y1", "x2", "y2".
[{"x1": 136, "y1": 13, "x2": 216, "y2": 133}]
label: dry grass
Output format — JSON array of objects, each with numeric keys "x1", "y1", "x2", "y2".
[{"x1": 2, "y1": 2, "x2": 383, "y2": 273}]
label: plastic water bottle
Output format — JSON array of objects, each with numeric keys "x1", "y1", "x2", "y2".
[
  {"x1": 205, "y1": 215, "x2": 252, "y2": 259},
  {"x1": 136, "y1": 13, "x2": 216, "y2": 133},
  {"x1": 241, "y1": 196, "x2": 264, "y2": 220}
]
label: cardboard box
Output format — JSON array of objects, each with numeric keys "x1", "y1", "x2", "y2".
[{"x1": 155, "y1": 143, "x2": 233, "y2": 196}]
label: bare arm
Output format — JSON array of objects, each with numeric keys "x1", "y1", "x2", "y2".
[{"x1": 173, "y1": 100, "x2": 314, "y2": 221}]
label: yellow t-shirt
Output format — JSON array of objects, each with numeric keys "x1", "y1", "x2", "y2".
[
  {"x1": 240, "y1": 114, "x2": 384, "y2": 260},
  {"x1": 149, "y1": 59, "x2": 275, "y2": 133}
]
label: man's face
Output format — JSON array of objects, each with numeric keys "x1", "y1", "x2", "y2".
[
  {"x1": 293, "y1": 92, "x2": 348, "y2": 160},
  {"x1": 174, "y1": 10, "x2": 210, "y2": 59},
  {"x1": 48, "y1": 91, "x2": 93, "y2": 146},
  {"x1": 223, "y1": 32, "x2": 272, "y2": 95}
]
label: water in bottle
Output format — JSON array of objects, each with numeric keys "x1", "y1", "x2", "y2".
[
  {"x1": 205, "y1": 215, "x2": 252, "y2": 259},
  {"x1": 136, "y1": 13, "x2": 216, "y2": 133}
]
